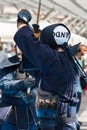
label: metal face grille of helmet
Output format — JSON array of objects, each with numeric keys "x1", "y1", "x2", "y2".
[{"x1": 17, "y1": 9, "x2": 32, "y2": 23}]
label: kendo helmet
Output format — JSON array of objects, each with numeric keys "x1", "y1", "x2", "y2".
[
  {"x1": 0, "y1": 51, "x2": 20, "y2": 69},
  {"x1": 17, "y1": 9, "x2": 32, "y2": 24},
  {"x1": 40, "y1": 23, "x2": 71, "y2": 49}
]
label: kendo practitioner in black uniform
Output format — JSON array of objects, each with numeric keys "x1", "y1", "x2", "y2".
[{"x1": 14, "y1": 9, "x2": 80, "y2": 130}]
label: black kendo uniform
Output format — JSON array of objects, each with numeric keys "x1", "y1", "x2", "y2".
[
  {"x1": 14, "y1": 21, "x2": 80, "y2": 130},
  {"x1": 0, "y1": 50, "x2": 38, "y2": 130}
]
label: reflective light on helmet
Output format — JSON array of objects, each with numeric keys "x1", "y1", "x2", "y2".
[{"x1": 17, "y1": 9, "x2": 32, "y2": 23}]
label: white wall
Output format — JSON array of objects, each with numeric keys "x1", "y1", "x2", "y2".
[
  {"x1": 0, "y1": 22, "x2": 17, "y2": 42},
  {"x1": 69, "y1": 33, "x2": 87, "y2": 45}
]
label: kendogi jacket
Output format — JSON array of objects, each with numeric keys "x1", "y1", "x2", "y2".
[{"x1": 14, "y1": 25, "x2": 79, "y2": 114}]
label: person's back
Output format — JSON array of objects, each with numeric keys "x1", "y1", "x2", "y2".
[{"x1": 14, "y1": 9, "x2": 80, "y2": 130}]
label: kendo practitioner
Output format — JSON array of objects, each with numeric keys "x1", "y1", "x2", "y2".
[
  {"x1": 0, "y1": 50, "x2": 39, "y2": 130},
  {"x1": 14, "y1": 9, "x2": 80, "y2": 130}
]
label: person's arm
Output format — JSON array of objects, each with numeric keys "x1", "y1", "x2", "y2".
[
  {"x1": 0, "y1": 73, "x2": 35, "y2": 95},
  {"x1": 14, "y1": 26, "x2": 56, "y2": 74}
]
